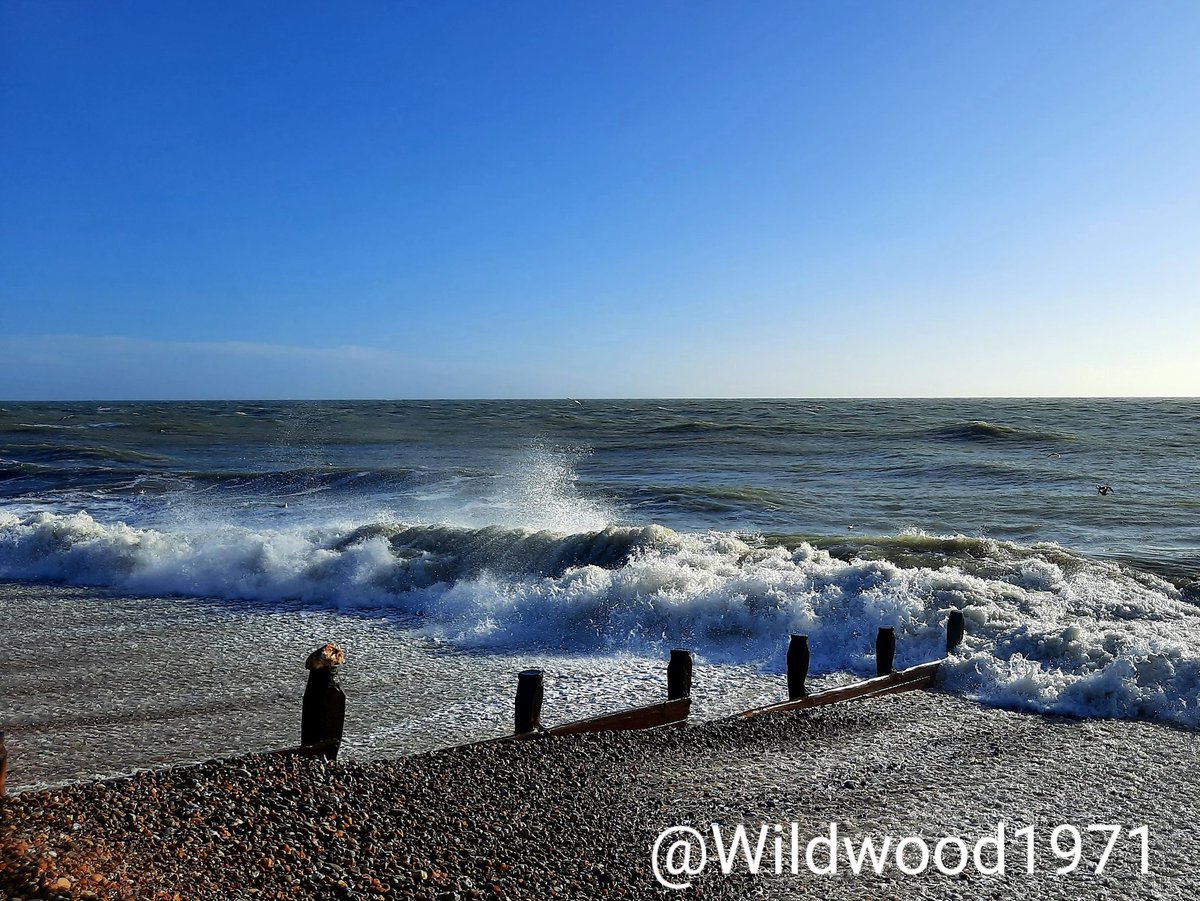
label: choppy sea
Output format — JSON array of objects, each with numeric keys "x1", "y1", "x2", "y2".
[{"x1": 2, "y1": 399, "x2": 1199, "y2": 786}]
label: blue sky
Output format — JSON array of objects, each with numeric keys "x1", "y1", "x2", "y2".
[{"x1": 2, "y1": 1, "x2": 1198, "y2": 399}]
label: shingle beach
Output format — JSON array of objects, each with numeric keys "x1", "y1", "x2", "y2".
[{"x1": 3, "y1": 691, "x2": 1196, "y2": 900}]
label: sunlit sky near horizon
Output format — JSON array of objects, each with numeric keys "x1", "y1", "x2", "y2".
[{"x1": 2, "y1": 1, "x2": 1199, "y2": 400}]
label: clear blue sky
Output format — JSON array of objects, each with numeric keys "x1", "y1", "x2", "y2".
[{"x1": 2, "y1": 0, "x2": 1198, "y2": 399}]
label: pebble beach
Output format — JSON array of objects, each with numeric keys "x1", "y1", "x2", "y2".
[{"x1": 4, "y1": 691, "x2": 1196, "y2": 900}]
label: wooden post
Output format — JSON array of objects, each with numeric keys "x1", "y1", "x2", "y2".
[
  {"x1": 667, "y1": 649, "x2": 693, "y2": 700},
  {"x1": 946, "y1": 610, "x2": 966, "y2": 653},
  {"x1": 302, "y1": 643, "x2": 346, "y2": 761},
  {"x1": 787, "y1": 634, "x2": 810, "y2": 699},
  {"x1": 875, "y1": 627, "x2": 896, "y2": 676},
  {"x1": 0, "y1": 731, "x2": 7, "y2": 796},
  {"x1": 515, "y1": 669, "x2": 544, "y2": 734}
]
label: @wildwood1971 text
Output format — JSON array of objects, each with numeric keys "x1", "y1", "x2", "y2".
[{"x1": 651, "y1": 822, "x2": 1150, "y2": 889}]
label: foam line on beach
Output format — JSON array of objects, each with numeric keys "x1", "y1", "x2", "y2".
[{"x1": 2, "y1": 510, "x2": 1199, "y2": 728}]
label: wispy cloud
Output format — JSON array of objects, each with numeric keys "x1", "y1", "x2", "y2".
[{"x1": 0, "y1": 334, "x2": 536, "y2": 400}]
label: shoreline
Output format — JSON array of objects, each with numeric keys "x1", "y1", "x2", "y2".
[
  {"x1": 3, "y1": 691, "x2": 1196, "y2": 899},
  {"x1": 4, "y1": 575, "x2": 1199, "y2": 898},
  {"x1": 1, "y1": 580, "x2": 789, "y2": 792}
]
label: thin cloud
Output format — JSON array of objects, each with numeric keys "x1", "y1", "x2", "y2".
[{"x1": 0, "y1": 334, "x2": 535, "y2": 400}]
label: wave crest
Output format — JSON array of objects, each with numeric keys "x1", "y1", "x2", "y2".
[{"x1": 929, "y1": 420, "x2": 1077, "y2": 443}]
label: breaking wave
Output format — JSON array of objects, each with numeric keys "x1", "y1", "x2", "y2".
[{"x1": 3, "y1": 510, "x2": 1199, "y2": 729}]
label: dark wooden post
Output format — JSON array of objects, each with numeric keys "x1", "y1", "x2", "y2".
[
  {"x1": 787, "y1": 635, "x2": 810, "y2": 699},
  {"x1": 0, "y1": 731, "x2": 7, "y2": 796},
  {"x1": 875, "y1": 627, "x2": 896, "y2": 676},
  {"x1": 302, "y1": 643, "x2": 346, "y2": 761},
  {"x1": 667, "y1": 649, "x2": 693, "y2": 700},
  {"x1": 946, "y1": 610, "x2": 966, "y2": 653},
  {"x1": 515, "y1": 669, "x2": 544, "y2": 734}
]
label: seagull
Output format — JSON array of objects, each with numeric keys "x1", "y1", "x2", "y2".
[
  {"x1": 1097, "y1": 484, "x2": 1114, "y2": 496},
  {"x1": 1046, "y1": 452, "x2": 1061, "y2": 458}
]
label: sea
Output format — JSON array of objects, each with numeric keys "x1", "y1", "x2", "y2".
[{"x1": 2, "y1": 399, "x2": 1199, "y2": 788}]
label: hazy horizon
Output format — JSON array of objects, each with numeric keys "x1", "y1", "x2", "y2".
[{"x1": 3, "y1": 393, "x2": 1197, "y2": 403}]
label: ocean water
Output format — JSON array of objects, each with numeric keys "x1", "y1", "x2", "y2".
[{"x1": 2, "y1": 398, "x2": 1199, "y2": 765}]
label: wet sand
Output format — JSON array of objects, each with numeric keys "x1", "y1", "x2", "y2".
[{"x1": 0, "y1": 582, "x2": 782, "y2": 791}]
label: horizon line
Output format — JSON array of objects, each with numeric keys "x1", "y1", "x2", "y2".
[{"x1": 3, "y1": 395, "x2": 1198, "y2": 403}]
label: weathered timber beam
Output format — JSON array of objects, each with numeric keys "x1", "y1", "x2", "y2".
[
  {"x1": 547, "y1": 698, "x2": 691, "y2": 736},
  {"x1": 738, "y1": 660, "x2": 941, "y2": 719}
]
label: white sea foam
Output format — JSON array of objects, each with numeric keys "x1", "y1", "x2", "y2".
[{"x1": 2, "y1": 510, "x2": 1198, "y2": 728}]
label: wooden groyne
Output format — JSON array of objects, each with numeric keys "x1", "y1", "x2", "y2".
[
  {"x1": 468, "y1": 611, "x2": 964, "y2": 746},
  {"x1": 0, "y1": 612, "x2": 967, "y2": 792},
  {"x1": 269, "y1": 610, "x2": 964, "y2": 756}
]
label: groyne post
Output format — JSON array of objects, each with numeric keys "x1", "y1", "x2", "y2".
[
  {"x1": 301, "y1": 643, "x2": 346, "y2": 761},
  {"x1": 946, "y1": 610, "x2": 966, "y2": 653},
  {"x1": 667, "y1": 649, "x2": 693, "y2": 700},
  {"x1": 875, "y1": 627, "x2": 896, "y2": 676},
  {"x1": 0, "y1": 731, "x2": 7, "y2": 796},
  {"x1": 515, "y1": 669, "x2": 545, "y2": 734},
  {"x1": 787, "y1": 634, "x2": 810, "y2": 699}
]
